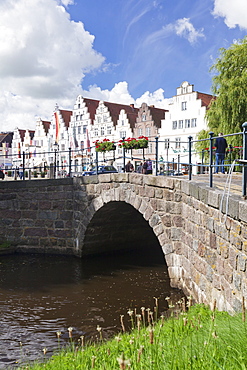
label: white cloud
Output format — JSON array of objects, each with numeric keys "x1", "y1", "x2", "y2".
[
  {"x1": 173, "y1": 18, "x2": 205, "y2": 44},
  {"x1": 83, "y1": 82, "x2": 170, "y2": 110},
  {"x1": 144, "y1": 18, "x2": 204, "y2": 47},
  {"x1": 82, "y1": 82, "x2": 135, "y2": 105},
  {"x1": 136, "y1": 89, "x2": 171, "y2": 109},
  {"x1": 0, "y1": 0, "x2": 104, "y2": 131},
  {"x1": 213, "y1": 0, "x2": 247, "y2": 30}
]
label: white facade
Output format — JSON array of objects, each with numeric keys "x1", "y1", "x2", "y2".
[{"x1": 159, "y1": 81, "x2": 213, "y2": 174}]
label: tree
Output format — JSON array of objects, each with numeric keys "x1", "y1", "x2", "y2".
[{"x1": 205, "y1": 36, "x2": 247, "y2": 146}]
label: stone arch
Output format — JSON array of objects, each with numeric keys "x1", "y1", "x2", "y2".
[{"x1": 75, "y1": 181, "x2": 174, "y2": 269}]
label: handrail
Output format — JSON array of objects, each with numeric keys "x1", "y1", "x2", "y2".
[{"x1": 0, "y1": 125, "x2": 246, "y2": 196}]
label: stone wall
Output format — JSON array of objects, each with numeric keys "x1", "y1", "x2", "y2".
[{"x1": 0, "y1": 174, "x2": 247, "y2": 313}]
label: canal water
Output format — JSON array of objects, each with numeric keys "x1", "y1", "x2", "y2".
[{"x1": 0, "y1": 246, "x2": 185, "y2": 369}]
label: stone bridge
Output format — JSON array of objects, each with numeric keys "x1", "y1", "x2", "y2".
[{"x1": 1, "y1": 174, "x2": 247, "y2": 313}]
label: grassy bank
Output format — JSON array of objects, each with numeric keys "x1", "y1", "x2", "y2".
[{"x1": 18, "y1": 302, "x2": 247, "y2": 369}]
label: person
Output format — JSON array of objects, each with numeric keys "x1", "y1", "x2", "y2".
[
  {"x1": 146, "y1": 159, "x2": 152, "y2": 174},
  {"x1": 215, "y1": 133, "x2": 228, "y2": 174},
  {"x1": 0, "y1": 170, "x2": 5, "y2": 180},
  {"x1": 125, "y1": 160, "x2": 134, "y2": 172},
  {"x1": 137, "y1": 162, "x2": 143, "y2": 173},
  {"x1": 142, "y1": 160, "x2": 148, "y2": 174},
  {"x1": 19, "y1": 165, "x2": 23, "y2": 180}
]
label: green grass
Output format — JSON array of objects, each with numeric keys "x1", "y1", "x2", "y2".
[{"x1": 17, "y1": 303, "x2": 247, "y2": 369}]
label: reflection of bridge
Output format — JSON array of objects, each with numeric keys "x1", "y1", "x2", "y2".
[{"x1": 1, "y1": 173, "x2": 247, "y2": 313}]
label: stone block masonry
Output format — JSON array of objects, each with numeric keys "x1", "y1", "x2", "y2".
[{"x1": 0, "y1": 174, "x2": 247, "y2": 313}]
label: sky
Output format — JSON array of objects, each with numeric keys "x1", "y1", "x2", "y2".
[{"x1": 0, "y1": 0, "x2": 247, "y2": 132}]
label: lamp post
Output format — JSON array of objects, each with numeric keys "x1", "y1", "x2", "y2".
[{"x1": 54, "y1": 142, "x2": 58, "y2": 179}]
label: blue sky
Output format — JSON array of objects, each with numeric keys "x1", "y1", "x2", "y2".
[
  {"x1": 0, "y1": 0, "x2": 246, "y2": 131},
  {"x1": 68, "y1": 0, "x2": 247, "y2": 98}
]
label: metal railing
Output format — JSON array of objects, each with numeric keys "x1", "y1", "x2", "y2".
[{"x1": 0, "y1": 122, "x2": 247, "y2": 196}]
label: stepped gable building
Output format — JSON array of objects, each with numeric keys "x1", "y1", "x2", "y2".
[
  {"x1": 69, "y1": 96, "x2": 99, "y2": 152},
  {"x1": 48, "y1": 104, "x2": 73, "y2": 174},
  {"x1": 12, "y1": 128, "x2": 35, "y2": 166},
  {"x1": 32, "y1": 119, "x2": 51, "y2": 168},
  {"x1": 134, "y1": 102, "x2": 168, "y2": 159},
  {"x1": 159, "y1": 81, "x2": 214, "y2": 174}
]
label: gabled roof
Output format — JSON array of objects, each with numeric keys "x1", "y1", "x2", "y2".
[
  {"x1": 84, "y1": 98, "x2": 100, "y2": 122},
  {"x1": 41, "y1": 121, "x2": 51, "y2": 135},
  {"x1": 148, "y1": 106, "x2": 168, "y2": 128},
  {"x1": 0, "y1": 132, "x2": 13, "y2": 147},
  {"x1": 28, "y1": 130, "x2": 35, "y2": 140},
  {"x1": 104, "y1": 101, "x2": 139, "y2": 127},
  {"x1": 18, "y1": 129, "x2": 26, "y2": 142},
  {"x1": 60, "y1": 110, "x2": 73, "y2": 128},
  {"x1": 197, "y1": 92, "x2": 215, "y2": 109}
]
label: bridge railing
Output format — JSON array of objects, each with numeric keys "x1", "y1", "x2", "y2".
[{"x1": 1, "y1": 123, "x2": 247, "y2": 196}]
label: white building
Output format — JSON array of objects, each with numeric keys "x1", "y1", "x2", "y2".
[
  {"x1": 69, "y1": 96, "x2": 99, "y2": 173},
  {"x1": 159, "y1": 81, "x2": 213, "y2": 174}
]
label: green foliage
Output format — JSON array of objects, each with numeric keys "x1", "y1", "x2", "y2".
[
  {"x1": 0, "y1": 241, "x2": 11, "y2": 249},
  {"x1": 206, "y1": 36, "x2": 247, "y2": 143},
  {"x1": 18, "y1": 304, "x2": 247, "y2": 370}
]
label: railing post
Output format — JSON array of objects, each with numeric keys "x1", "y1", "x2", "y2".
[
  {"x1": 209, "y1": 131, "x2": 214, "y2": 188},
  {"x1": 188, "y1": 136, "x2": 192, "y2": 180},
  {"x1": 54, "y1": 150, "x2": 57, "y2": 179},
  {"x1": 96, "y1": 150, "x2": 98, "y2": 175},
  {"x1": 122, "y1": 137, "x2": 126, "y2": 172},
  {"x1": 201, "y1": 149, "x2": 204, "y2": 174},
  {"x1": 155, "y1": 136, "x2": 159, "y2": 176},
  {"x1": 68, "y1": 148, "x2": 72, "y2": 177},
  {"x1": 22, "y1": 151, "x2": 25, "y2": 181},
  {"x1": 242, "y1": 122, "x2": 247, "y2": 196}
]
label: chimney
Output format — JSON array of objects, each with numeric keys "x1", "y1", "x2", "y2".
[
  {"x1": 149, "y1": 105, "x2": 155, "y2": 108},
  {"x1": 130, "y1": 103, "x2": 134, "y2": 108}
]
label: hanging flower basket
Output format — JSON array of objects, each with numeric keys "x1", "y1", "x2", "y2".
[
  {"x1": 94, "y1": 139, "x2": 116, "y2": 152},
  {"x1": 119, "y1": 136, "x2": 148, "y2": 150}
]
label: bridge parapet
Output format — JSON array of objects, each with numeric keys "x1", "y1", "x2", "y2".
[{"x1": 0, "y1": 174, "x2": 247, "y2": 313}]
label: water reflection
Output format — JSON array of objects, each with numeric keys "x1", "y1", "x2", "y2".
[{"x1": 0, "y1": 247, "x2": 185, "y2": 369}]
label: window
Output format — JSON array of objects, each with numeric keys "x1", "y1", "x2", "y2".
[
  {"x1": 146, "y1": 127, "x2": 151, "y2": 137},
  {"x1": 178, "y1": 120, "x2": 183, "y2": 129},
  {"x1": 94, "y1": 129, "x2": 98, "y2": 137},
  {"x1": 175, "y1": 137, "x2": 181, "y2": 149},
  {"x1": 80, "y1": 141, "x2": 84, "y2": 150},
  {"x1": 121, "y1": 120, "x2": 125, "y2": 126},
  {"x1": 103, "y1": 115, "x2": 108, "y2": 122},
  {"x1": 78, "y1": 127, "x2": 81, "y2": 134},
  {"x1": 138, "y1": 128, "x2": 143, "y2": 136},
  {"x1": 120, "y1": 131, "x2": 126, "y2": 139},
  {"x1": 83, "y1": 125, "x2": 87, "y2": 134},
  {"x1": 61, "y1": 133, "x2": 64, "y2": 139},
  {"x1": 164, "y1": 139, "x2": 170, "y2": 149},
  {"x1": 185, "y1": 119, "x2": 190, "y2": 128},
  {"x1": 107, "y1": 126, "x2": 112, "y2": 135},
  {"x1": 191, "y1": 118, "x2": 197, "y2": 128},
  {"x1": 142, "y1": 114, "x2": 146, "y2": 121},
  {"x1": 181, "y1": 101, "x2": 187, "y2": 111},
  {"x1": 172, "y1": 121, "x2": 177, "y2": 130},
  {"x1": 101, "y1": 127, "x2": 105, "y2": 136},
  {"x1": 76, "y1": 115, "x2": 79, "y2": 121},
  {"x1": 61, "y1": 144, "x2": 65, "y2": 151},
  {"x1": 78, "y1": 104, "x2": 80, "y2": 109}
]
